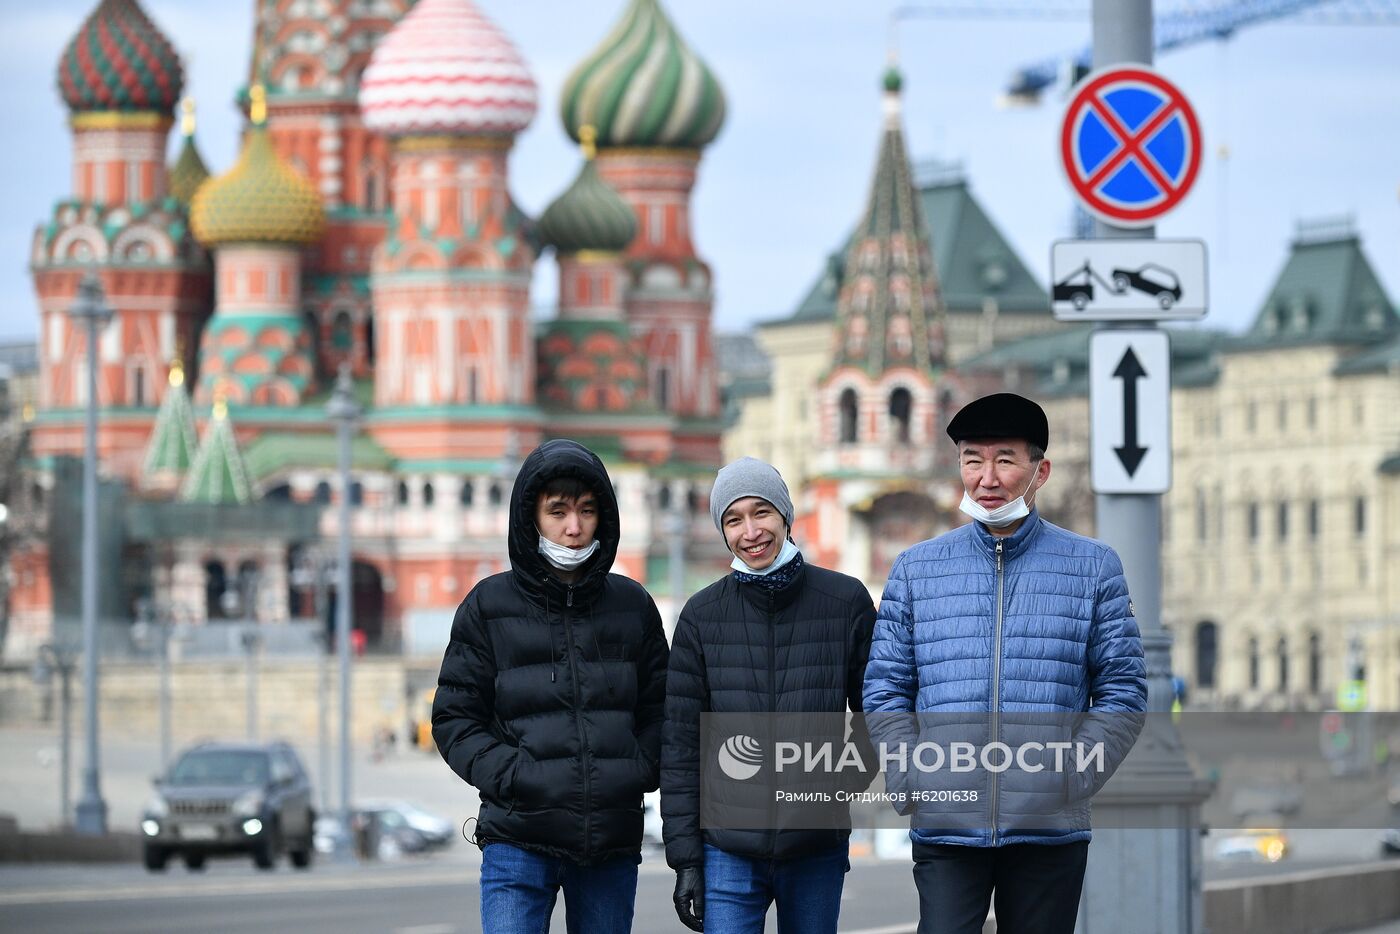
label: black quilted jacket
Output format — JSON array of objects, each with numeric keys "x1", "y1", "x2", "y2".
[
  {"x1": 432, "y1": 440, "x2": 669, "y2": 864},
  {"x1": 661, "y1": 561, "x2": 876, "y2": 868}
]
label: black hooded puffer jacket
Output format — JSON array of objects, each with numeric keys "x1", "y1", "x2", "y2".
[{"x1": 431, "y1": 439, "x2": 669, "y2": 864}]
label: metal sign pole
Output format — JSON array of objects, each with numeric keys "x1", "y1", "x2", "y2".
[{"x1": 1077, "y1": 3, "x2": 1210, "y2": 933}]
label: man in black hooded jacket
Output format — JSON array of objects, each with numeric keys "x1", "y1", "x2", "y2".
[{"x1": 432, "y1": 439, "x2": 669, "y2": 934}]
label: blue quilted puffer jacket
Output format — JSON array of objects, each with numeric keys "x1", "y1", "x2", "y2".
[{"x1": 862, "y1": 510, "x2": 1147, "y2": 847}]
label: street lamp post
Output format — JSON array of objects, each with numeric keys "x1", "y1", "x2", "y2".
[
  {"x1": 325, "y1": 365, "x2": 361, "y2": 838},
  {"x1": 241, "y1": 625, "x2": 261, "y2": 741},
  {"x1": 292, "y1": 552, "x2": 332, "y2": 814},
  {"x1": 70, "y1": 269, "x2": 111, "y2": 835},
  {"x1": 33, "y1": 643, "x2": 76, "y2": 828}
]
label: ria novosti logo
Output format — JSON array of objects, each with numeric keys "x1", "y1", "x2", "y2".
[{"x1": 717, "y1": 734, "x2": 763, "y2": 781}]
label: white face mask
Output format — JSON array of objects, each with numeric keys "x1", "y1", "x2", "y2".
[
  {"x1": 538, "y1": 535, "x2": 600, "y2": 571},
  {"x1": 959, "y1": 462, "x2": 1041, "y2": 529},
  {"x1": 731, "y1": 538, "x2": 801, "y2": 576}
]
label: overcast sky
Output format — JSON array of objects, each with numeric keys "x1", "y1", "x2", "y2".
[{"x1": 2, "y1": 0, "x2": 1397, "y2": 341}]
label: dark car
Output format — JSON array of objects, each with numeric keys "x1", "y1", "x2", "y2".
[
  {"x1": 141, "y1": 741, "x2": 316, "y2": 872},
  {"x1": 1111, "y1": 264, "x2": 1183, "y2": 309}
]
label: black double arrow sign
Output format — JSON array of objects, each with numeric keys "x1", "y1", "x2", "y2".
[{"x1": 1112, "y1": 347, "x2": 1148, "y2": 476}]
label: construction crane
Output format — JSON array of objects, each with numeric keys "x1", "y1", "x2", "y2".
[{"x1": 894, "y1": 1, "x2": 1400, "y2": 105}]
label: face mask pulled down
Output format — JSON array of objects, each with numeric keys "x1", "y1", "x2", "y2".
[
  {"x1": 730, "y1": 538, "x2": 801, "y2": 576},
  {"x1": 959, "y1": 463, "x2": 1041, "y2": 529},
  {"x1": 538, "y1": 535, "x2": 600, "y2": 571}
]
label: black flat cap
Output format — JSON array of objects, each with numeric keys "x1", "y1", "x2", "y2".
[{"x1": 946, "y1": 393, "x2": 1049, "y2": 452}]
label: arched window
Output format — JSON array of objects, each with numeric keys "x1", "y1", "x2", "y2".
[
  {"x1": 655, "y1": 368, "x2": 671, "y2": 410},
  {"x1": 422, "y1": 481, "x2": 435, "y2": 507},
  {"x1": 1307, "y1": 632, "x2": 1322, "y2": 695},
  {"x1": 397, "y1": 480, "x2": 409, "y2": 506},
  {"x1": 1276, "y1": 637, "x2": 1289, "y2": 692},
  {"x1": 459, "y1": 479, "x2": 474, "y2": 507},
  {"x1": 1247, "y1": 636, "x2": 1260, "y2": 690},
  {"x1": 889, "y1": 387, "x2": 912, "y2": 444},
  {"x1": 349, "y1": 481, "x2": 364, "y2": 507},
  {"x1": 839, "y1": 388, "x2": 858, "y2": 445},
  {"x1": 332, "y1": 311, "x2": 353, "y2": 351},
  {"x1": 314, "y1": 481, "x2": 332, "y2": 505},
  {"x1": 658, "y1": 485, "x2": 672, "y2": 511},
  {"x1": 1194, "y1": 621, "x2": 1217, "y2": 690},
  {"x1": 204, "y1": 560, "x2": 228, "y2": 620}
]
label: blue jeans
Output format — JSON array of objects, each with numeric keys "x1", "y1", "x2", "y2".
[
  {"x1": 703, "y1": 842, "x2": 849, "y2": 934},
  {"x1": 479, "y1": 842, "x2": 640, "y2": 934}
]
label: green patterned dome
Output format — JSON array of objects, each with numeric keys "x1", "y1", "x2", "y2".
[
  {"x1": 537, "y1": 135, "x2": 638, "y2": 253},
  {"x1": 190, "y1": 90, "x2": 324, "y2": 246},
  {"x1": 58, "y1": 0, "x2": 183, "y2": 114},
  {"x1": 560, "y1": 0, "x2": 725, "y2": 150},
  {"x1": 168, "y1": 100, "x2": 210, "y2": 205}
]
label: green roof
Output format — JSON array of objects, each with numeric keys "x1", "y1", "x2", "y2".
[
  {"x1": 141, "y1": 372, "x2": 198, "y2": 477},
  {"x1": 241, "y1": 432, "x2": 394, "y2": 483},
  {"x1": 181, "y1": 412, "x2": 253, "y2": 505},
  {"x1": 1239, "y1": 231, "x2": 1398, "y2": 350},
  {"x1": 1333, "y1": 333, "x2": 1400, "y2": 376},
  {"x1": 776, "y1": 177, "x2": 1048, "y2": 327},
  {"x1": 958, "y1": 324, "x2": 1230, "y2": 395}
]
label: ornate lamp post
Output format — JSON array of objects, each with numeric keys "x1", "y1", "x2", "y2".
[
  {"x1": 325, "y1": 365, "x2": 361, "y2": 837},
  {"x1": 70, "y1": 270, "x2": 111, "y2": 835}
]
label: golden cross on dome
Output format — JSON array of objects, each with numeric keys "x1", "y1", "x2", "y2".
[
  {"x1": 249, "y1": 85, "x2": 267, "y2": 127},
  {"x1": 180, "y1": 98, "x2": 196, "y2": 137}
]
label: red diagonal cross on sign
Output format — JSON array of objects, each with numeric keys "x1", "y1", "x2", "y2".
[
  {"x1": 1083, "y1": 94, "x2": 1182, "y2": 196},
  {"x1": 1059, "y1": 65, "x2": 1203, "y2": 228}
]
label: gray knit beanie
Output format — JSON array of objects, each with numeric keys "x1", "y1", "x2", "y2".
[{"x1": 709, "y1": 457, "x2": 795, "y2": 532}]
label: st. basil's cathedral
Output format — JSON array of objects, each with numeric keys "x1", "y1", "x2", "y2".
[
  {"x1": 11, "y1": 0, "x2": 1058, "y2": 658},
  {"x1": 13, "y1": 0, "x2": 737, "y2": 653}
]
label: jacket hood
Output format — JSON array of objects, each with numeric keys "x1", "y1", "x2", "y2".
[{"x1": 508, "y1": 439, "x2": 620, "y2": 601}]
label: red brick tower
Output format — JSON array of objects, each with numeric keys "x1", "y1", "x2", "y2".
[
  {"x1": 358, "y1": 0, "x2": 541, "y2": 464},
  {"x1": 560, "y1": 0, "x2": 727, "y2": 465},
  {"x1": 31, "y1": 0, "x2": 211, "y2": 480},
  {"x1": 250, "y1": 0, "x2": 413, "y2": 380}
]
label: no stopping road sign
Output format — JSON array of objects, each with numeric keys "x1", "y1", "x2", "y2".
[{"x1": 1060, "y1": 65, "x2": 1202, "y2": 228}]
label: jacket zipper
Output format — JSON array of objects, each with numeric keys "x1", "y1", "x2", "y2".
[
  {"x1": 991, "y1": 540, "x2": 1004, "y2": 846},
  {"x1": 767, "y1": 589, "x2": 778, "y2": 857},
  {"x1": 562, "y1": 584, "x2": 592, "y2": 859}
]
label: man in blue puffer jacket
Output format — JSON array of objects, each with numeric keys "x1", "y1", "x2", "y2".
[{"x1": 863, "y1": 393, "x2": 1147, "y2": 934}]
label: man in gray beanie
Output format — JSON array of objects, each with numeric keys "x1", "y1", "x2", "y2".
[{"x1": 662, "y1": 457, "x2": 876, "y2": 934}]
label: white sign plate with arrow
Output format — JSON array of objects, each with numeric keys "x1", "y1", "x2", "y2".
[
  {"x1": 1051, "y1": 239, "x2": 1207, "y2": 321},
  {"x1": 1090, "y1": 330, "x2": 1171, "y2": 494}
]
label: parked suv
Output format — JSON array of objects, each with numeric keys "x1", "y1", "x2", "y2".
[{"x1": 141, "y1": 741, "x2": 315, "y2": 872}]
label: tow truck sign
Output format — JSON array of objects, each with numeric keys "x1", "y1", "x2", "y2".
[{"x1": 1050, "y1": 239, "x2": 1207, "y2": 321}]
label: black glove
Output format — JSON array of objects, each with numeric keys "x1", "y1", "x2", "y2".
[{"x1": 673, "y1": 865, "x2": 704, "y2": 932}]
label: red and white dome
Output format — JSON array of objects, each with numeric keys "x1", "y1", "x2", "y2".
[{"x1": 358, "y1": 0, "x2": 537, "y2": 138}]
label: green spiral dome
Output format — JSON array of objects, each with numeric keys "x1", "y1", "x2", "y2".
[{"x1": 560, "y1": 0, "x2": 725, "y2": 150}]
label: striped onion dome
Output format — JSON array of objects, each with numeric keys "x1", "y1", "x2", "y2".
[
  {"x1": 560, "y1": 0, "x2": 725, "y2": 150},
  {"x1": 190, "y1": 90, "x2": 324, "y2": 246},
  {"x1": 58, "y1": 0, "x2": 184, "y2": 114},
  {"x1": 358, "y1": 0, "x2": 537, "y2": 138},
  {"x1": 537, "y1": 131, "x2": 637, "y2": 254}
]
